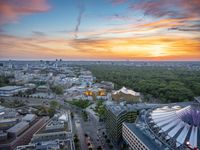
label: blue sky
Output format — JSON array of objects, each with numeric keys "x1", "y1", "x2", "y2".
[{"x1": 0, "y1": 0, "x2": 200, "y2": 60}]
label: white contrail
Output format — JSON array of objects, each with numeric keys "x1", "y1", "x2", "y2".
[{"x1": 74, "y1": 0, "x2": 85, "y2": 39}]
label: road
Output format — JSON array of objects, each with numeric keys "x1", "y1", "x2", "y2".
[
  {"x1": 74, "y1": 114, "x2": 88, "y2": 150},
  {"x1": 61, "y1": 101, "x2": 107, "y2": 150}
]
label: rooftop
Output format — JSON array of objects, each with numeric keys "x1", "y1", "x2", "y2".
[
  {"x1": 7, "y1": 121, "x2": 29, "y2": 133},
  {"x1": 22, "y1": 114, "x2": 36, "y2": 121},
  {"x1": 16, "y1": 139, "x2": 73, "y2": 150},
  {"x1": 58, "y1": 114, "x2": 68, "y2": 122},
  {"x1": 124, "y1": 122, "x2": 163, "y2": 150},
  {"x1": 0, "y1": 86, "x2": 23, "y2": 91},
  {"x1": 106, "y1": 102, "x2": 158, "y2": 116},
  {"x1": 113, "y1": 87, "x2": 140, "y2": 96},
  {"x1": 37, "y1": 114, "x2": 69, "y2": 134},
  {"x1": 148, "y1": 105, "x2": 200, "y2": 149},
  {"x1": 0, "y1": 118, "x2": 17, "y2": 123}
]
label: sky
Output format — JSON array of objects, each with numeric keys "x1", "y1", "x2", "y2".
[{"x1": 0, "y1": 0, "x2": 200, "y2": 61}]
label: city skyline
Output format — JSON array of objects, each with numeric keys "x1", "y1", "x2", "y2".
[{"x1": 0, "y1": 0, "x2": 200, "y2": 61}]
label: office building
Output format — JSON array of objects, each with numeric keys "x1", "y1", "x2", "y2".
[{"x1": 105, "y1": 103, "x2": 138, "y2": 143}]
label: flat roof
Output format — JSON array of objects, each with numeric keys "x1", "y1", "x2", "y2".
[
  {"x1": 107, "y1": 104, "x2": 127, "y2": 116},
  {"x1": 37, "y1": 120, "x2": 68, "y2": 134},
  {"x1": 7, "y1": 121, "x2": 29, "y2": 133},
  {"x1": 0, "y1": 86, "x2": 23, "y2": 91},
  {"x1": 106, "y1": 103, "x2": 157, "y2": 116},
  {"x1": 0, "y1": 118, "x2": 17, "y2": 123},
  {"x1": 22, "y1": 114, "x2": 36, "y2": 121},
  {"x1": 124, "y1": 123, "x2": 164, "y2": 150}
]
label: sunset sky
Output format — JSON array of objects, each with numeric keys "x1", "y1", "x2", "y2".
[{"x1": 0, "y1": 0, "x2": 200, "y2": 61}]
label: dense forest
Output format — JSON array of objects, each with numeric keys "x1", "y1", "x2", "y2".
[{"x1": 85, "y1": 65, "x2": 200, "y2": 103}]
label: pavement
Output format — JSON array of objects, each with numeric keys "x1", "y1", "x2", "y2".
[
  {"x1": 62, "y1": 101, "x2": 109, "y2": 150},
  {"x1": 74, "y1": 114, "x2": 88, "y2": 150}
]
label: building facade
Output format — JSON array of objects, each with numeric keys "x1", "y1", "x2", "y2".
[
  {"x1": 122, "y1": 123, "x2": 160, "y2": 150},
  {"x1": 105, "y1": 104, "x2": 138, "y2": 143}
]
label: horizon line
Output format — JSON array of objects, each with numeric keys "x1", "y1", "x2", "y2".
[{"x1": 0, "y1": 59, "x2": 200, "y2": 62}]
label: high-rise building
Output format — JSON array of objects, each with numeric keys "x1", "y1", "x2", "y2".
[{"x1": 105, "y1": 103, "x2": 138, "y2": 143}]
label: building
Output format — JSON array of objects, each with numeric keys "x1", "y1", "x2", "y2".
[
  {"x1": 36, "y1": 85, "x2": 49, "y2": 93},
  {"x1": 122, "y1": 123, "x2": 162, "y2": 150},
  {"x1": 105, "y1": 103, "x2": 138, "y2": 143},
  {"x1": 100, "y1": 81, "x2": 114, "y2": 91},
  {"x1": 22, "y1": 114, "x2": 36, "y2": 123},
  {"x1": 16, "y1": 139, "x2": 73, "y2": 150},
  {"x1": 79, "y1": 74, "x2": 94, "y2": 86},
  {"x1": 83, "y1": 88, "x2": 107, "y2": 100},
  {"x1": 93, "y1": 81, "x2": 114, "y2": 91},
  {"x1": 31, "y1": 112, "x2": 72, "y2": 143},
  {"x1": 0, "y1": 109, "x2": 18, "y2": 119},
  {"x1": 146, "y1": 103, "x2": 200, "y2": 150},
  {"x1": 0, "y1": 105, "x2": 6, "y2": 113},
  {"x1": 0, "y1": 131, "x2": 7, "y2": 142},
  {"x1": 0, "y1": 118, "x2": 18, "y2": 130},
  {"x1": 7, "y1": 121, "x2": 29, "y2": 137},
  {"x1": 0, "y1": 117, "x2": 49, "y2": 150},
  {"x1": 45, "y1": 120, "x2": 65, "y2": 131},
  {"x1": 0, "y1": 86, "x2": 28, "y2": 97},
  {"x1": 58, "y1": 113, "x2": 68, "y2": 122},
  {"x1": 30, "y1": 92, "x2": 54, "y2": 99},
  {"x1": 32, "y1": 131, "x2": 71, "y2": 143},
  {"x1": 112, "y1": 87, "x2": 141, "y2": 103}
]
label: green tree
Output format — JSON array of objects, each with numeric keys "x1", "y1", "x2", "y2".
[
  {"x1": 51, "y1": 86, "x2": 63, "y2": 95},
  {"x1": 50, "y1": 100, "x2": 59, "y2": 109},
  {"x1": 84, "y1": 65, "x2": 200, "y2": 102}
]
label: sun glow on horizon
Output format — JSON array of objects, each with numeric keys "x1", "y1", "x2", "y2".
[{"x1": 0, "y1": 0, "x2": 200, "y2": 60}]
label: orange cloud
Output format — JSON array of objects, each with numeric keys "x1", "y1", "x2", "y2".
[
  {"x1": 0, "y1": 0, "x2": 50, "y2": 25},
  {"x1": 0, "y1": 34, "x2": 199, "y2": 60}
]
